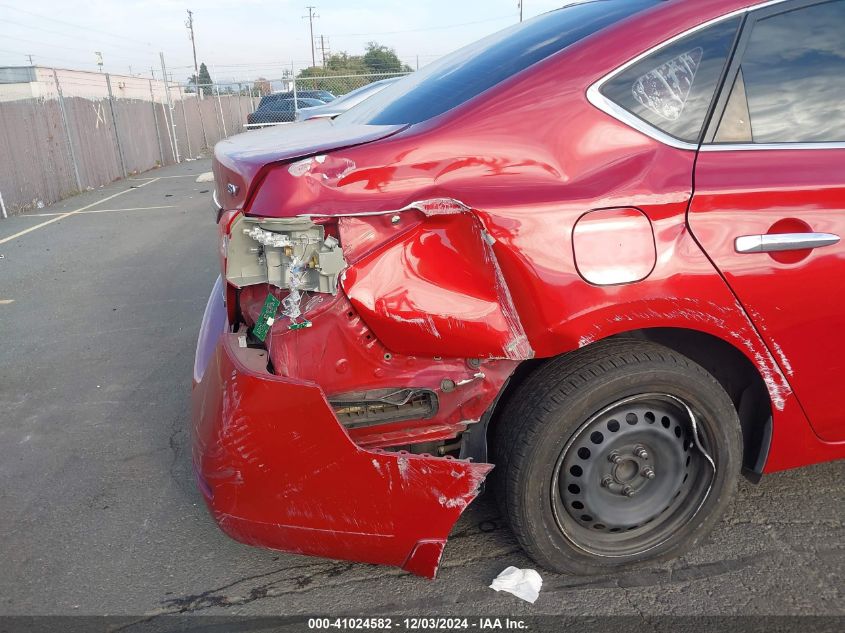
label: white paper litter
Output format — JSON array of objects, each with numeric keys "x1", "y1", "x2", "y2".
[
  {"x1": 195, "y1": 172, "x2": 215, "y2": 183},
  {"x1": 489, "y1": 566, "x2": 543, "y2": 603}
]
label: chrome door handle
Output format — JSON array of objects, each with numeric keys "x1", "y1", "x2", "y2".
[{"x1": 735, "y1": 233, "x2": 840, "y2": 254}]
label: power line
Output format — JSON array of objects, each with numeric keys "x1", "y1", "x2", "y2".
[
  {"x1": 0, "y1": 31, "x2": 152, "y2": 64},
  {"x1": 328, "y1": 14, "x2": 514, "y2": 37},
  {"x1": 0, "y1": 3, "x2": 156, "y2": 48},
  {"x1": 0, "y1": 4, "x2": 187, "y2": 60},
  {"x1": 2, "y1": 17, "x2": 159, "y2": 57}
]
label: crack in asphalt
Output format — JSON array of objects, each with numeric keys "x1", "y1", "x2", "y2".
[
  {"x1": 140, "y1": 544, "x2": 525, "y2": 620},
  {"x1": 155, "y1": 560, "x2": 367, "y2": 615},
  {"x1": 622, "y1": 588, "x2": 656, "y2": 627},
  {"x1": 144, "y1": 509, "x2": 516, "y2": 617}
]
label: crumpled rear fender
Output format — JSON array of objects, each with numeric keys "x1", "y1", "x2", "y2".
[
  {"x1": 192, "y1": 328, "x2": 492, "y2": 578},
  {"x1": 340, "y1": 202, "x2": 533, "y2": 361}
]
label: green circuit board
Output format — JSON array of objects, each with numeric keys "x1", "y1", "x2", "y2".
[{"x1": 253, "y1": 293, "x2": 281, "y2": 342}]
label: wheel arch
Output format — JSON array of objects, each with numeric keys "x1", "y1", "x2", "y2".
[{"x1": 484, "y1": 328, "x2": 772, "y2": 480}]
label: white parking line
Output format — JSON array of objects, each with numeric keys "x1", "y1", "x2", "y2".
[
  {"x1": 26, "y1": 205, "x2": 176, "y2": 218},
  {"x1": 128, "y1": 174, "x2": 202, "y2": 180},
  {"x1": 0, "y1": 299, "x2": 14, "y2": 305},
  {"x1": 0, "y1": 178, "x2": 160, "y2": 246}
]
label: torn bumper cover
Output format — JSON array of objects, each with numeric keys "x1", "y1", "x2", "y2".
[{"x1": 191, "y1": 282, "x2": 492, "y2": 579}]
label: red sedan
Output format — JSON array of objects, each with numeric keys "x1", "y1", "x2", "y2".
[{"x1": 193, "y1": 0, "x2": 845, "y2": 579}]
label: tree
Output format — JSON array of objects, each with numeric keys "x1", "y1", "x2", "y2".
[
  {"x1": 297, "y1": 52, "x2": 371, "y2": 94},
  {"x1": 295, "y1": 42, "x2": 408, "y2": 78},
  {"x1": 191, "y1": 62, "x2": 213, "y2": 96},
  {"x1": 325, "y1": 52, "x2": 369, "y2": 75},
  {"x1": 295, "y1": 43, "x2": 412, "y2": 96},
  {"x1": 362, "y1": 42, "x2": 411, "y2": 74}
]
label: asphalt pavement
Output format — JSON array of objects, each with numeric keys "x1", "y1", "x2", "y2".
[{"x1": 0, "y1": 159, "x2": 842, "y2": 619}]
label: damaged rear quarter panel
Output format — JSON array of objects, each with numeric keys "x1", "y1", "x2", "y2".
[{"x1": 340, "y1": 209, "x2": 532, "y2": 360}]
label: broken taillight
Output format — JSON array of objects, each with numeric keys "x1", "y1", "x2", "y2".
[
  {"x1": 220, "y1": 212, "x2": 346, "y2": 295},
  {"x1": 218, "y1": 210, "x2": 348, "y2": 330}
]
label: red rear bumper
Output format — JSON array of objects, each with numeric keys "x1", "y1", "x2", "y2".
[{"x1": 191, "y1": 279, "x2": 492, "y2": 578}]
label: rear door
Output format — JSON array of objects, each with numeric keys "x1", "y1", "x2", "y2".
[{"x1": 688, "y1": 0, "x2": 845, "y2": 441}]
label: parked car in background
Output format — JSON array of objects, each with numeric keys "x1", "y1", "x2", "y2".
[
  {"x1": 200, "y1": 0, "x2": 845, "y2": 579},
  {"x1": 294, "y1": 77, "x2": 403, "y2": 121},
  {"x1": 256, "y1": 90, "x2": 336, "y2": 110},
  {"x1": 246, "y1": 97, "x2": 326, "y2": 126}
]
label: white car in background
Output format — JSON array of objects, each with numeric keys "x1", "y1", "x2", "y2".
[{"x1": 294, "y1": 77, "x2": 403, "y2": 121}]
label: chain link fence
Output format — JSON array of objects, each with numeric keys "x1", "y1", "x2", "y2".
[
  {"x1": 235, "y1": 72, "x2": 409, "y2": 127},
  {"x1": 0, "y1": 70, "x2": 408, "y2": 216}
]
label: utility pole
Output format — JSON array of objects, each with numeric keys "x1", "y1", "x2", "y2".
[
  {"x1": 318, "y1": 35, "x2": 330, "y2": 67},
  {"x1": 303, "y1": 6, "x2": 318, "y2": 68},
  {"x1": 518, "y1": 1, "x2": 523, "y2": 22},
  {"x1": 26, "y1": 54, "x2": 34, "y2": 65},
  {"x1": 186, "y1": 9, "x2": 201, "y2": 98}
]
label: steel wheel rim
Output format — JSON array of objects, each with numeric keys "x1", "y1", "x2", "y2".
[{"x1": 550, "y1": 393, "x2": 715, "y2": 559}]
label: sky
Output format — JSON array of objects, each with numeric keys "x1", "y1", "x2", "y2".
[{"x1": 0, "y1": 0, "x2": 571, "y2": 83}]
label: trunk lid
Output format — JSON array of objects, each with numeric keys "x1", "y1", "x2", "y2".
[{"x1": 212, "y1": 119, "x2": 406, "y2": 209}]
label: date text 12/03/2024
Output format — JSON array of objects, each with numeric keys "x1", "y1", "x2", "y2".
[{"x1": 307, "y1": 618, "x2": 528, "y2": 630}]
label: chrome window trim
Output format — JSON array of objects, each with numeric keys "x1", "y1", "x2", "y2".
[
  {"x1": 701, "y1": 142, "x2": 845, "y2": 151},
  {"x1": 586, "y1": 0, "x2": 792, "y2": 151},
  {"x1": 584, "y1": 91, "x2": 700, "y2": 150}
]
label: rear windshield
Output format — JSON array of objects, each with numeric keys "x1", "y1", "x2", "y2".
[{"x1": 337, "y1": 0, "x2": 658, "y2": 126}]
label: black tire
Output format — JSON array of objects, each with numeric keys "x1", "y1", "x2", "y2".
[{"x1": 492, "y1": 339, "x2": 743, "y2": 575}]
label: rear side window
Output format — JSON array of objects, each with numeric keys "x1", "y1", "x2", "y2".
[
  {"x1": 714, "y1": 0, "x2": 845, "y2": 143},
  {"x1": 601, "y1": 17, "x2": 741, "y2": 143},
  {"x1": 337, "y1": 0, "x2": 659, "y2": 126}
]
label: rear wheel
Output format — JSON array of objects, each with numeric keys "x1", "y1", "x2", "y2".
[{"x1": 492, "y1": 340, "x2": 743, "y2": 575}]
